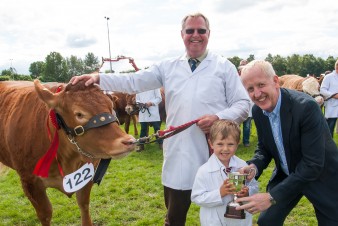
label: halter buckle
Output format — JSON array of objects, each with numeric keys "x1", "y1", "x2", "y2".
[{"x1": 74, "y1": 126, "x2": 85, "y2": 136}]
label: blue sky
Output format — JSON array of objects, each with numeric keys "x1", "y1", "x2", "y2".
[{"x1": 1, "y1": 0, "x2": 337, "y2": 74}]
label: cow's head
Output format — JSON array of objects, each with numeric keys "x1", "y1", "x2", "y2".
[
  {"x1": 34, "y1": 80, "x2": 136, "y2": 159},
  {"x1": 302, "y1": 77, "x2": 324, "y2": 106},
  {"x1": 125, "y1": 94, "x2": 138, "y2": 115}
]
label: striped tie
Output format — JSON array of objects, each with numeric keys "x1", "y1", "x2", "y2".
[
  {"x1": 223, "y1": 167, "x2": 232, "y2": 176},
  {"x1": 189, "y1": 58, "x2": 198, "y2": 72}
]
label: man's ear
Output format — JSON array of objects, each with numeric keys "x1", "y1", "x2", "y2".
[{"x1": 273, "y1": 75, "x2": 280, "y2": 87}]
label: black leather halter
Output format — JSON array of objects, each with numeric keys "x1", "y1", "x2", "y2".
[{"x1": 56, "y1": 112, "x2": 119, "y2": 137}]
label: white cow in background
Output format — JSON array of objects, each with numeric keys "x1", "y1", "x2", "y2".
[{"x1": 279, "y1": 74, "x2": 324, "y2": 106}]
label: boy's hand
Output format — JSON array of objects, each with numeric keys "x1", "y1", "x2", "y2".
[
  {"x1": 236, "y1": 186, "x2": 249, "y2": 198},
  {"x1": 220, "y1": 179, "x2": 236, "y2": 197}
]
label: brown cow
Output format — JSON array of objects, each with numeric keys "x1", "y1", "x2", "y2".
[
  {"x1": 125, "y1": 87, "x2": 166, "y2": 123},
  {"x1": 279, "y1": 74, "x2": 324, "y2": 106},
  {"x1": 0, "y1": 80, "x2": 135, "y2": 226},
  {"x1": 109, "y1": 92, "x2": 139, "y2": 136}
]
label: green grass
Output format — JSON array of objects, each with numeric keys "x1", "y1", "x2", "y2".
[{"x1": 0, "y1": 122, "x2": 337, "y2": 225}]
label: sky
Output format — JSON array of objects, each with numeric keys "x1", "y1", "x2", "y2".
[{"x1": 1, "y1": 0, "x2": 337, "y2": 74}]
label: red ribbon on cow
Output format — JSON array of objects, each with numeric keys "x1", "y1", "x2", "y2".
[
  {"x1": 33, "y1": 86, "x2": 62, "y2": 178},
  {"x1": 33, "y1": 110, "x2": 60, "y2": 177}
]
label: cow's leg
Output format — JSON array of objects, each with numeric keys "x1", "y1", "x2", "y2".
[
  {"x1": 20, "y1": 177, "x2": 52, "y2": 226},
  {"x1": 132, "y1": 115, "x2": 138, "y2": 136},
  {"x1": 124, "y1": 116, "x2": 131, "y2": 134},
  {"x1": 76, "y1": 182, "x2": 93, "y2": 226}
]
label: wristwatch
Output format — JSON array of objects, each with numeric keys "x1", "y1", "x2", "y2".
[{"x1": 269, "y1": 194, "x2": 276, "y2": 205}]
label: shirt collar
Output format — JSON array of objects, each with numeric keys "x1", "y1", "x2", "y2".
[
  {"x1": 186, "y1": 49, "x2": 208, "y2": 62},
  {"x1": 207, "y1": 153, "x2": 236, "y2": 173},
  {"x1": 263, "y1": 89, "x2": 282, "y2": 117}
]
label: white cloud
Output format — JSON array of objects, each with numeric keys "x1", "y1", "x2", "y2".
[{"x1": 0, "y1": 0, "x2": 337, "y2": 74}]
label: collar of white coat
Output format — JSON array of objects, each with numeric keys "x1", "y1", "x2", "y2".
[{"x1": 206, "y1": 154, "x2": 237, "y2": 173}]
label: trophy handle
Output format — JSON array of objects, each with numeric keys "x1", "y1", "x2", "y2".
[{"x1": 245, "y1": 167, "x2": 257, "y2": 186}]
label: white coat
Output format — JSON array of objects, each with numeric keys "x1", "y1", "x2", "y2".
[
  {"x1": 191, "y1": 154, "x2": 259, "y2": 226},
  {"x1": 136, "y1": 89, "x2": 162, "y2": 122},
  {"x1": 99, "y1": 51, "x2": 250, "y2": 189},
  {"x1": 320, "y1": 71, "x2": 338, "y2": 118}
]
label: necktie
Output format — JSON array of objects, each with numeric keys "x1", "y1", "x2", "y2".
[
  {"x1": 189, "y1": 58, "x2": 198, "y2": 72},
  {"x1": 223, "y1": 167, "x2": 232, "y2": 176}
]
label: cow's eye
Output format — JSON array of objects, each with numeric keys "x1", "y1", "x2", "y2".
[{"x1": 75, "y1": 112, "x2": 84, "y2": 119}]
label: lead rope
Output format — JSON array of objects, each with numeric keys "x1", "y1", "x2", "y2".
[
  {"x1": 134, "y1": 119, "x2": 200, "y2": 144},
  {"x1": 134, "y1": 119, "x2": 213, "y2": 156}
]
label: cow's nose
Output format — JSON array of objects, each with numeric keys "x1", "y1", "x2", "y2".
[{"x1": 122, "y1": 135, "x2": 137, "y2": 145}]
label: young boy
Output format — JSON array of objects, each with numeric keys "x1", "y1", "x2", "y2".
[{"x1": 191, "y1": 119, "x2": 259, "y2": 226}]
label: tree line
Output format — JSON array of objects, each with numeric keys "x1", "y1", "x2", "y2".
[
  {"x1": 0, "y1": 52, "x2": 100, "y2": 82},
  {"x1": 1, "y1": 52, "x2": 337, "y2": 82}
]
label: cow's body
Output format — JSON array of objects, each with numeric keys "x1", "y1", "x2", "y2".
[
  {"x1": 279, "y1": 74, "x2": 324, "y2": 105},
  {"x1": 0, "y1": 80, "x2": 135, "y2": 226}
]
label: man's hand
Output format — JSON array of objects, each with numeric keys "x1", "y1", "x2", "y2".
[
  {"x1": 196, "y1": 114, "x2": 219, "y2": 134},
  {"x1": 237, "y1": 164, "x2": 257, "y2": 181},
  {"x1": 235, "y1": 193, "x2": 272, "y2": 214},
  {"x1": 70, "y1": 73, "x2": 100, "y2": 86}
]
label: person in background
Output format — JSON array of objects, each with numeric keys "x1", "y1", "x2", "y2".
[
  {"x1": 136, "y1": 88, "x2": 163, "y2": 151},
  {"x1": 238, "y1": 59, "x2": 253, "y2": 147},
  {"x1": 70, "y1": 12, "x2": 250, "y2": 225},
  {"x1": 236, "y1": 60, "x2": 338, "y2": 226},
  {"x1": 320, "y1": 59, "x2": 338, "y2": 138},
  {"x1": 191, "y1": 119, "x2": 258, "y2": 226}
]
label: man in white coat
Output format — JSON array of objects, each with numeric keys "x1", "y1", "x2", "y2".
[
  {"x1": 71, "y1": 12, "x2": 250, "y2": 225},
  {"x1": 136, "y1": 88, "x2": 163, "y2": 151},
  {"x1": 320, "y1": 59, "x2": 338, "y2": 138}
]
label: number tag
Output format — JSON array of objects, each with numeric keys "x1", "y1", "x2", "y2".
[{"x1": 63, "y1": 163, "x2": 94, "y2": 193}]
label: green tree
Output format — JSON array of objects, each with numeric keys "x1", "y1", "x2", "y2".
[
  {"x1": 270, "y1": 55, "x2": 288, "y2": 76},
  {"x1": 227, "y1": 56, "x2": 241, "y2": 68},
  {"x1": 66, "y1": 55, "x2": 84, "y2": 78},
  {"x1": 324, "y1": 56, "x2": 337, "y2": 73},
  {"x1": 29, "y1": 61, "x2": 45, "y2": 79},
  {"x1": 286, "y1": 54, "x2": 301, "y2": 75},
  {"x1": 247, "y1": 54, "x2": 255, "y2": 62},
  {"x1": 265, "y1": 53, "x2": 273, "y2": 63},
  {"x1": 84, "y1": 52, "x2": 100, "y2": 74},
  {"x1": 43, "y1": 52, "x2": 68, "y2": 82},
  {"x1": 299, "y1": 54, "x2": 317, "y2": 77},
  {"x1": 1, "y1": 69, "x2": 13, "y2": 76},
  {"x1": 1, "y1": 68, "x2": 16, "y2": 80}
]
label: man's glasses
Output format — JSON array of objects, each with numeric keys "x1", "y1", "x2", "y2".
[{"x1": 185, "y1": 28, "x2": 207, "y2": 35}]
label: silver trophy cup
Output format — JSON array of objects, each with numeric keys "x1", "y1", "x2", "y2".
[{"x1": 224, "y1": 168, "x2": 256, "y2": 219}]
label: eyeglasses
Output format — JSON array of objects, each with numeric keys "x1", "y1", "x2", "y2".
[{"x1": 185, "y1": 28, "x2": 207, "y2": 35}]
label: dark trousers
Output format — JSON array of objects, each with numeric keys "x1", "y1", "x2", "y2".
[
  {"x1": 326, "y1": 118, "x2": 337, "y2": 138},
  {"x1": 258, "y1": 173, "x2": 338, "y2": 226},
  {"x1": 164, "y1": 186, "x2": 191, "y2": 226},
  {"x1": 242, "y1": 117, "x2": 252, "y2": 145},
  {"x1": 140, "y1": 121, "x2": 163, "y2": 144}
]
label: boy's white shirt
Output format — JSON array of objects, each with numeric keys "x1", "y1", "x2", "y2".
[{"x1": 191, "y1": 154, "x2": 259, "y2": 226}]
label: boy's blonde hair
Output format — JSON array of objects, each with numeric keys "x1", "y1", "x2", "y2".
[{"x1": 209, "y1": 119, "x2": 240, "y2": 143}]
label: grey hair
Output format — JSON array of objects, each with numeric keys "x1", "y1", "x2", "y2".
[
  {"x1": 181, "y1": 12, "x2": 210, "y2": 30},
  {"x1": 241, "y1": 60, "x2": 276, "y2": 78}
]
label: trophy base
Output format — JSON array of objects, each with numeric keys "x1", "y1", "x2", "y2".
[{"x1": 224, "y1": 205, "x2": 246, "y2": 219}]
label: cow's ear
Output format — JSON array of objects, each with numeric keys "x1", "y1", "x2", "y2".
[
  {"x1": 34, "y1": 80, "x2": 57, "y2": 108},
  {"x1": 107, "y1": 94, "x2": 119, "y2": 108}
]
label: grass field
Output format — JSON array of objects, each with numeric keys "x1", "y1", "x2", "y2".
[{"x1": 0, "y1": 122, "x2": 337, "y2": 225}]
